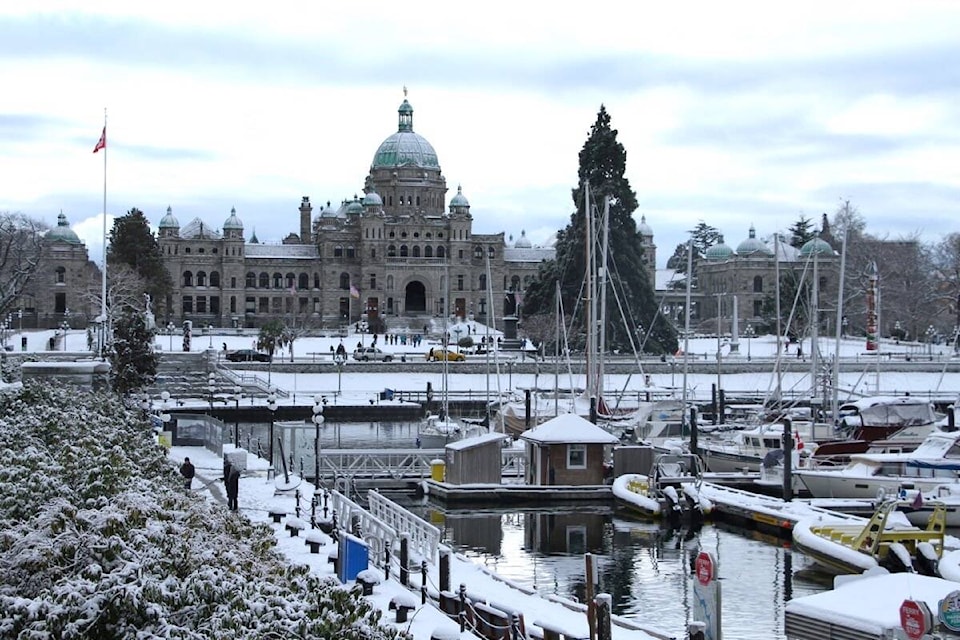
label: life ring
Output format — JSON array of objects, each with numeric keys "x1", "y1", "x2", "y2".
[{"x1": 876, "y1": 486, "x2": 887, "y2": 501}]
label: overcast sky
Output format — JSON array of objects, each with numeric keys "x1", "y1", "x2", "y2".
[{"x1": 2, "y1": 2, "x2": 958, "y2": 266}]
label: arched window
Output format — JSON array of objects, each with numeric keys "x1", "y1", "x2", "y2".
[
  {"x1": 246, "y1": 272, "x2": 256, "y2": 288},
  {"x1": 55, "y1": 266, "x2": 66, "y2": 283},
  {"x1": 346, "y1": 246, "x2": 355, "y2": 258},
  {"x1": 412, "y1": 245, "x2": 421, "y2": 257},
  {"x1": 298, "y1": 273, "x2": 309, "y2": 290},
  {"x1": 196, "y1": 271, "x2": 206, "y2": 287},
  {"x1": 334, "y1": 245, "x2": 343, "y2": 258},
  {"x1": 753, "y1": 276, "x2": 763, "y2": 293},
  {"x1": 474, "y1": 246, "x2": 483, "y2": 259},
  {"x1": 488, "y1": 247, "x2": 495, "y2": 259},
  {"x1": 183, "y1": 271, "x2": 193, "y2": 287},
  {"x1": 339, "y1": 272, "x2": 350, "y2": 290},
  {"x1": 387, "y1": 245, "x2": 397, "y2": 257},
  {"x1": 258, "y1": 272, "x2": 269, "y2": 288},
  {"x1": 272, "y1": 273, "x2": 283, "y2": 288},
  {"x1": 437, "y1": 246, "x2": 446, "y2": 258},
  {"x1": 424, "y1": 245, "x2": 433, "y2": 258},
  {"x1": 400, "y1": 245, "x2": 409, "y2": 257},
  {"x1": 285, "y1": 273, "x2": 296, "y2": 289}
]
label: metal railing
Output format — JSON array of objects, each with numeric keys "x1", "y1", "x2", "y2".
[{"x1": 367, "y1": 489, "x2": 440, "y2": 563}]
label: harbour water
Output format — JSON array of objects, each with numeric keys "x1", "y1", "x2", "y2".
[{"x1": 234, "y1": 419, "x2": 831, "y2": 638}]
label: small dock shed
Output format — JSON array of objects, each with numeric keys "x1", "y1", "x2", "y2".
[
  {"x1": 519, "y1": 414, "x2": 619, "y2": 486},
  {"x1": 443, "y1": 432, "x2": 509, "y2": 484}
]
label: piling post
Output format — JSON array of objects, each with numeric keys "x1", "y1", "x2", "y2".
[
  {"x1": 524, "y1": 389, "x2": 532, "y2": 428},
  {"x1": 458, "y1": 583, "x2": 467, "y2": 633},
  {"x1": 400, "y1": 533, "x2": 410, "y2": 587},
  {"x1": 689, "y1": 407, "x2": 699, "y2": 456},
  {"x1": 384, "y1": 545, "x2": 391, "y2": 582},
  {"x1": 595, "y1": 594, "x2": 612, "y2": 640},
  {"x1": 421, "y1": 560, "x2": 428, "y2": 605},
  {"x1": 440, "y1": 548, "x2": 450, "y2": 593},
  {"x1": 688, "y1": 622, "x2": 706, "y2": 640}
]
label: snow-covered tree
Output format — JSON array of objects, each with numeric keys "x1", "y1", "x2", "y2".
[{"x1": 0, "y1": 384, "x2": 409, "y2": 640}]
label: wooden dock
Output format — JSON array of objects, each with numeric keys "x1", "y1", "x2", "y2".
[{"x1": 424, "y1": 480, "x2": 612, "y2": 505}]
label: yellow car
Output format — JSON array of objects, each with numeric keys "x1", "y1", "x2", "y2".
[{"x1": 426, "y1": 348, "x2": 465, "y2": 362}]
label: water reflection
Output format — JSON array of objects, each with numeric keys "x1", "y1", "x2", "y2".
[{"x1": 409, "y1": 503, "x2": 828, "y2": 640}]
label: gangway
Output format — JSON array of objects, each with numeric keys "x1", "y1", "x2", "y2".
[{"x1": 316, "y1": 448, "x2": 526, "y2": 481}]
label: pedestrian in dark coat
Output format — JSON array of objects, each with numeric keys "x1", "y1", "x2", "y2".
[
  {"x1": 179, "y1": 457, "x2": 195, "y2": 491},
  {"x1": 223, "y1": 462, "x2": 240, "y2": 511}
]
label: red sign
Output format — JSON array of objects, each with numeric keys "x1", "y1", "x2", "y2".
[
  {"x1": 900, "y1": 598, "x2": 932, "y2": 640},
  {"x1": 695, "y1": 551, "x2": 715, "y2": 586}
]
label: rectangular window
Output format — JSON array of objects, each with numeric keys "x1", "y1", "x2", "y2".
[
  {"x1": 196, "y1": 296, "x2": 207, "y2": 314},
  {"x1": 210, "y1": 296, "x2": 220, "y2": 314},
  {"x1": 245, "y1": 296, "x2": 256, "y2": 313},
  {"x1": 299, "y1": 297, "x2": 308, "y2": 313},
  {"x1": 54, "y1": 292, "x2": 66, "y2": 313},
  {"x1": 230, "y1": 296, "x2": 237, "y2": 313},
  {"x1": 182, "y1": 296, "x2": 193, "y2": 313},
  {"x1": 258, "y1": 297, "x2": 268, "y2": 313},
  {"x1": 567, "y1": 444, "x2": 586, "y2": 469},
  {"x1": 231, "y1": 277, "x2": 237, "y2": 288}
]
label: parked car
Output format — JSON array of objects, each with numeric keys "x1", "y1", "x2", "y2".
[
  {"x1": 426, "y1": 348, "x2": 465, "y2": 362},
  {"x1": 225, "y1": 349, "x2": 271, "y2": 362},
  {"x1": 352, "y1": 347, "x2": 393, "y2": 362}
]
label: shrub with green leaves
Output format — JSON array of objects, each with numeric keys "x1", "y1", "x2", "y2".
[{"x1": 0, "y1": 383, "x2": 409, "y2": 639}]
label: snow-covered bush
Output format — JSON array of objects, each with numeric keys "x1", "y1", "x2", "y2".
[{"x1": 0, "y1": 383, "x2": 410, "y2": 639}]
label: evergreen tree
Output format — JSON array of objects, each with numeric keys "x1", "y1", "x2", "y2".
[
  {"x1": 521, "y1": 106, "x2": 677, "y2": 354},
  {"x1": 109, "y1": 310, "x2": 159, "y2": 395},
  {"x1": 788, "y1": 215, "x2": 816, "y2": 248},
  {"x1": 257, "y1": 319, "x2": 287, "y2": 359},
  {"x1": 108, "y1": 208, "x2": 173, "y2": 316}
]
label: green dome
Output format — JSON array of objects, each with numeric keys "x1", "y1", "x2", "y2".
[
  {"x1": 637, "y1": 215, "x2": 653, "y2": 237},
  {"x1": 346, "y1": 196, "x2": 364, "y2": 215},
  {"x1": 371, "y1": 97, "x2": 439, "y2": 170},
  {"x1": 362, "y1": 191, "x2": 383, "y2": 207},
  {"x1": 736, "y1": 225, "x2": 771, "y2": 256},
  {"x1": 800, "y1": 236, "x2": 833, "y2": 257},
  {"x1": 159, "y1": 206, "x2": 179, "y2": 229},
  {"x1": 705, "y1": 236, "x2": 734, "y2": 261},
  {"x1": 46, "y1": 212, "x2": 82, "y2": 244},
  {"x1": 449, "y1": 185, "x2": 469, "y2": 208},
  {"x1": 223, "y1": 206, "x2": 243, "y2": 230}
]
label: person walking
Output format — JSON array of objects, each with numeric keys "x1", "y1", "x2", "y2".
[
  {"x1": 179, "y1": 457, "x2": 195, "y2": 491},
  {"x1": 223, "y1": 462, "x2": 240, "y2": 511}
]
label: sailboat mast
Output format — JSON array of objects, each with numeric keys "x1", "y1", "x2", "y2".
[
  {"x1": 584, "y1": 181, "x2": 596, "y2": 400},
  {"x1": 774, "y1": 233, "x2": 783, "y2": 405},
  {"x1": 810, "y1": 250, "x2": 819, "y2": 396},
  {"x1": 831, "y1": 225, "x2": 848, "y2": 425},
  {"x1": 681, "y1": 237, "x2": 692, "y2": 422},
  {"x1": 597, "y1": 196, "x2": 610, "y2": 401}
]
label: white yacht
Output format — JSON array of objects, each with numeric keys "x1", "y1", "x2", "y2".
[
  {"x1": 698, "y1": 418, "x2": 833, "y2": 473},
  {"x1": 795, "y1": 429, "x2": 960, "y2": 499}
]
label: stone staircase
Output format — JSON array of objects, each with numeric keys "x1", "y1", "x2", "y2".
[{"x1": 149, "y1": 350, "x2": 285, "y2": 403}]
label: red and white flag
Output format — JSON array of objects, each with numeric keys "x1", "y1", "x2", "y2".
[{"x1": 93, "y1": 126, "x2": 106, "y2": 153}]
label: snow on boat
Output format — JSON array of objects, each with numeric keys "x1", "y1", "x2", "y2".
[
  {"x1": 612, "y1": 453, "x2": 712, "y2": 521},
  {"x1": 792, "y1": 499, "x2": 946, "y2": 576}
]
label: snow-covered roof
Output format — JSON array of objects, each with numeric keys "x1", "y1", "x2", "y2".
[
  {"x1": 520, "y1": 413, "x2": 620, "y2": 444},
  {"x1": 445, "y1": 432, "x2": 509, "y2": 451},
  {"x1": 244, "y1": 244, "x2": 318, "y2": 259}
]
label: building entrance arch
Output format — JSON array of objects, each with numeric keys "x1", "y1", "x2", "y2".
[{"x1": 405, "y1": 281, "x2": 426, "y2": 314}]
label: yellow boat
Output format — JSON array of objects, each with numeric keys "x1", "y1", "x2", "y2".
[{"x1": 792, "y1": 499, "x2": 946, "y2": 576}]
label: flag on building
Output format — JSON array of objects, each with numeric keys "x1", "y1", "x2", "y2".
[
  {"x1": 350, "y1": 285, "x2": 360, "y2": 299},
  {"x1": 93, "y1": 126, "x2": 106, "y2": 153},
  {"x1": 289, "y1": 283, "x2": 296, "y2": 296}
]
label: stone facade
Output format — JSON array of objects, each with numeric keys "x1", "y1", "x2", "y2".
[{"x1": 156, "y1": 96, "x2": 556, "y2": 329}]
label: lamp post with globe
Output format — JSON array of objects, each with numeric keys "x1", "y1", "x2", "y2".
[
  {"x1": 232, "y1": 386, "x2": 242, "y2": 447},
  {"x1": 333, "y1": 351, "x2": 347, "y2": 395},
  {"x1": 926, "y1": 325, "x2": 936, "y2": 358},
  {"x1": 60, "y1": 308, "x2": 70, "y2": 351},
  {"x1": 267, "y1": 389, "x2": 278, "y2": 468},
  {"x1": 744, "y1": 324, "x2": 755, "y2": 361},
  {"x1": 167, "y1": 322, "x2": 175, "y2": 351},
  {"x1": 312, "y1": 394, "x2": 325, "y2": 490},
  {"x1": 159, "y1": 391, "x2": 172, "y2": 436}
]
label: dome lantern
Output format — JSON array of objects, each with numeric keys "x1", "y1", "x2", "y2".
[
  {"x1": 705, "y1": 235, "x2": 734, "y2": 261},
  {"x1": 46, "y1": 212, "x2": 82, "y2": 244},
  {"x1": 371, "y1": 90, "x2": 440, "y2": 170},
  {"x1": 736, "y1": 225, "x2": 772, "y2": 256}
]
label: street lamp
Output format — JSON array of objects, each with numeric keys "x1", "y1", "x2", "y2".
[
  {"x1": 233, "y1": 386, "x2": 242, "y2": 447},
  {"x1": 333, "y1": 352, "x2": 346, "y2": 394},
  {"x1": 139, "y1": 391, "x2": 150, "y2": 417},
  {"x1": 167, "y1": 322, "x2": 175, "y2": 351},
  {"x1": 452, "y1": 325, "x2": 463, "y2": 353},
  {"x1": 926, "y1": 325, "x2": 936, "y2": 357},
  {"x1": 267, "y1": 389, "x2": 278, "y2": 468},
  {"x1": 208, "y1": 324, "x2": 213, "y2": 349},
  {"x1": 60, "y1": 308, "x2": 70, "y2": 351},
  {"x1": 312, "y1": 393, "x2": 325, "y2": 490},
  {"x1": 160, "y1": 391, "x2": 172, "y2": 434},
  {"x1": 744, "y1": 324, "x2": 755, "y2": 361}
]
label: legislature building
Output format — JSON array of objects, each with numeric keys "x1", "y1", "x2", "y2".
[{"x1": 154, "y1": 95, "x2": 555, "y2": 330}]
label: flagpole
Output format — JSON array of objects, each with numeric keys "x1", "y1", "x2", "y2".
[{"x1": 100, "y1": 109, "x2": 108, "y2": 358}]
